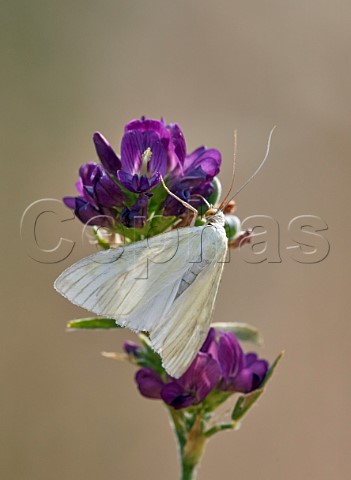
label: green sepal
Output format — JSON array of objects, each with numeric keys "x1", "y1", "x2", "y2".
[
  {"x1": 137, "y1": 333, "x2": 164, "y2": 376},
  {"x1": 231, "y1": 351, "x2": 284, "y2": 421},
  {"x1": 146, "y1": 215, "x2": 178, "y2": 236},
  {"x1": 111, "y1": 176, "x2": 138, "y2": 207},
  {"x1": 92, "y1": 227, "x2": 113, "y2": 250},
  {"x1": 114, "y1": 214, "x2": 177, "y2": 242},
  {"x1": 224, "y1": 215, "x2": 241, "y2": 240},
  {"x1": 261, "y1": 351, "x2": 284, "y2": 387},
  {"x1": 148, "y1": 182, "x2": 169, "y2": 214},
  {"x1": 67, "y1": 318, "x2": 121, "y2": 329},
  {"x1": 194, "y1": 217, "x2": 206, "y2": 227},
  {"x1": 113, "y1": 223, "x2": 144, "y2": 243},
  {"x1": 207, "y1": 176, "x2": 222, "y2": 207},
  {"x1": 211, "y1": 322, "x2": 263, "y2": 345},
  {"x1": 231, "y1": 388, "x2": 264, "y2": 421},
  {"x1": 202, "y1": 389, "x2": 232, "y2": 413}
]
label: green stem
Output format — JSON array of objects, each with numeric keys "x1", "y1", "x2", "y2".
[
  {"x1": 168, "y1": 409, "x2": 207, "y2": 480},
  {"x1": 204, "y1": 421, "x2": 236, "y2": 438},
  {"x1": 181, "y1": 459, "x2": 197, "y2": 480}
]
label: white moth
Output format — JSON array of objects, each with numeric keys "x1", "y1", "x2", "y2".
[
  {"x1": 54, "y1": 129, "x2": 274, "y2": 379},
  {"x1": 54, "y1": 206, "x2": 228, "y2": 379}
]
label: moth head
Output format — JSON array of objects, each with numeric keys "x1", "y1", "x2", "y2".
[
  {"x1": 204, "y1": 208, "x2": 225, "y2": 226},
  {"x1": 204, "y1": 207, "x2": 216, "y2": 217}
]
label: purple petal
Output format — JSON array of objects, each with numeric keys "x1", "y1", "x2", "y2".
[
  {"x1": 117, "y1": 170, "x2": 139, "y2": 192},
  {"x1": 121, "y1": 130, "x2": 165, "y2": 175},
  {"x1": 178, "y1": 353, "x2": 221, "y2": 402},
  {"x1": 162, "y1": 186, "x2": 190, "y2": 216},
  {"x1": 232, "y1": 361, "x2": 268, "y2": 393},
  {"x1": 135, "y1": 368, "x2": 164, "y2": 399},
  {"x1": 200, "y1": 328, "x2": 219, "y2": 361},
  {"x1": 245, "y1": 353, "x2": 258, "y2": 368},
  {"x1": 120, "y1": 131, "x2": 144, "y2": 174},
  {"x1": 180, "y1": 166, "x2": 208, "y2": 184},
  {"x1": 75, "y1": 179, "x2": 84, "y2": 196},
  {"x1": 167, "y1": 123, "x2": 186, "y2": 169},
  {"x1": 191, "y1": 180, "x2": 215, "y2": 201},
  {"x1": 94, "y1": 171, "x2": 125, "y2": 208},
  {"x1": 161, "y1": 382, "x2": 195, "y2": 410},
  {"x1": 120, "y1": 193, "x2": 149, "y2": 228},
  {"x1": 138, "y1": 175, "x2": 151, "y2": 192},
  {"x1": 147, "y1": 172, "x2": 161, "y2": 190},
  {"x1": 217, "y1": 332, "x2": 244, "y2": 380},
  {"x1": 247, "y1": 358, "x2": 269, "y2": 389},
  {"x1": 225, "y1": 354, "x2": 269, "y2": 393},
  {"x1": 93, "y1": 132, "x2": 121, "y2": 174},
  {"x1": 78, "y1": 162, "x2": 100, "y2": 186},
  {"x1": 183, "y1": 147, "x2": 221, "y2": 179},
  {"x1": 63, "y1": 196, "x2": 76, "y2": 209},
  {"x1": 200, "y1": 328, "x2": 216, "y2": 353},
  {"x1": 125, "y1": 118, "x2": 168, "y2": 135},
  {"x1": 147, "y1": 138, "x2": 168, "y2": 176},
  {"x1": 231, "y1": 369, "x2": 254, "y2": 393},
  {"x1": 73, "y1": 197, "x2": 113, "y2": 227},
  {"x1": 123, "y1": 341, "x2": 141, "y2": 357}
]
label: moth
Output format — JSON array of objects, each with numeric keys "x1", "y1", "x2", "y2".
[{"x1": 54, "y1": 129, "x2": 274, "y2": 378}]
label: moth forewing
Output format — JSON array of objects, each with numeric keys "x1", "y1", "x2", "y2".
[
  {"x1": 54, "y1": 210, "x2": 229, "y2": 378},
  {"x1": 150, "y1": 219, "x2": 228, "y2": 378},
  {"x1": 54, "y1": 227, "x2": 204, "y2": 325}
]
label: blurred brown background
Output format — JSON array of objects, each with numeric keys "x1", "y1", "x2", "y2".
[{"x1": 1, "y1": 1, "x2": 350, "y2": 479}]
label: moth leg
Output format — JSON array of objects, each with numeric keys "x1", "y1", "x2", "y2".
[{"x1": 160, "y1": 175, "x2": 198, "y2": 226}]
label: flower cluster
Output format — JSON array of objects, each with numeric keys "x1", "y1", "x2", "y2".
[
  {"x1": 62, "y1": 116, "x2": 281, "y2": 480},
  {"x1": 63, "y1": 117, "x2": 222, "y2": 233},
  {"x1": 124, "y1": 327, "x2": 269, "y2": 410}
]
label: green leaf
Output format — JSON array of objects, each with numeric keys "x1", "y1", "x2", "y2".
[
  {"x1": 211, "y1": 322, "x2": 263, "y2": 345},
  {"x1": 67, "y1": 318, "x2": 121, "y2": 329},
  {"x1": 231, "y1": 388, "x2": 264, "y2": 421}
]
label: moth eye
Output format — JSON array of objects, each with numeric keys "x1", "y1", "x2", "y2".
[{"x1": 205, "y1": 208, "x2": 217, "y2": 216}]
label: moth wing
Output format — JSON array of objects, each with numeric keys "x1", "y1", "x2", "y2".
[
  {"x1": 150, "y1": 231, "x2": 228, "y2": 378},
  {"x1": 54, "y1": 227, "x2": 201, "y2": 331}
]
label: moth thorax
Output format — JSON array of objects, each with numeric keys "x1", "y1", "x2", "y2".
[{"x1": 205, "y1": 208, "x2": 225, "y2": 227}]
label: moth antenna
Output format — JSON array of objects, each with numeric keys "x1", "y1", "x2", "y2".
[
  {"x1": 223, "y1": 126, "x2": 276, "y2": 208},
  {"x1": 219, "y1": 129, "x2": 238, "y2": 210},
  {"x1": 160, "y1": 175, "x2": 198, "y2": 225},
  {"x1": 190, "y1": 194, "x2": 211, "y2": 211}
]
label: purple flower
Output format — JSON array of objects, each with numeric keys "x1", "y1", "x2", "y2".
[
  {"x1": 133, "y1": 328, "x2": 269, "y2": 409},
  {"x1": 64, "y1": 162, "x2": 126, "y2": 226},
  {"x1": 116, "y1": 117, "x2": 184, "y2": 193},
  {"x1": 135, "y1": 368, "x2": 165, "y2": 399},
  {"x1": 93, "y1": 132, "x2": 121, "y2": 174},
  {"x1": 163, "y1": 147, "x2": 222, "y2": 216},
  {"x1": 216, "y1": 332, "x2": 269, "y2": 393},
  {"x1": 115, "y1": 117, "x2": 221, "y2": 210},
  {"x1": 123, "y1": 341, "x2": 142, "y2": 358},
  {"x1": 63, "y1": 116, "x2": 222, "y2": 229},
  {"x1": 120, "y1": 193, "x2": 150, "y2": 228},
  {"x1": 161, "y1": 353, "x2": 221, "y2": 409},
  {"x1": 231, "y1": 352, "x2": 269, "y2": 393}
]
